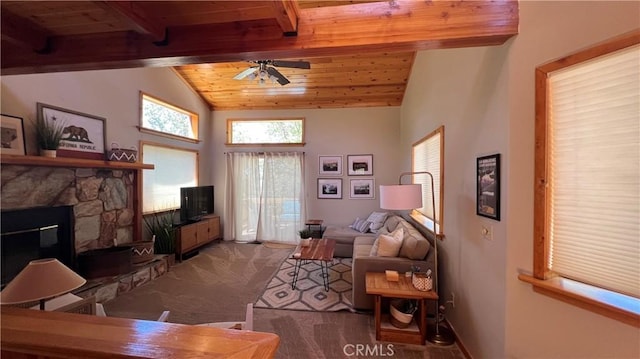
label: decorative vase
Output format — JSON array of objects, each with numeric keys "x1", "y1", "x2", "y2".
[
  {"x1": 300, "y1": 237, "x2": 311, "y2": 247},
  {"x1": 40, "y1": 149, "x2": 57, "y2": 158}
]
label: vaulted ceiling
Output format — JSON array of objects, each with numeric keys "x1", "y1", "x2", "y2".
[{"x1": 1, "y1": 1, "x2": 519, "y2": 110}]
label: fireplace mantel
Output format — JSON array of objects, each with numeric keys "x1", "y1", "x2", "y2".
[{"x1": 0, "y1": 155, "x2": 154, "y2": 170}]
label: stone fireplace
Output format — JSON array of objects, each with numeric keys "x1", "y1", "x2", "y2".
[
  {"x1": 1, "y1": 165, "x2": 135, "y2": 253},
  {"x1": 1, "y1": 160, "x2": 171, "y2": 303}
]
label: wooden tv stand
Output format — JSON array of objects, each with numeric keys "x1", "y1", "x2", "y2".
[{"x1": 176, "y1": 214, "x2": 220, "y2": 261}]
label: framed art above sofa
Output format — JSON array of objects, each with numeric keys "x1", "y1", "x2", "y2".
[
  {"x1": 347, "y1": 154, "x2": 373, "y2": 175},
  {"x1": 318, "y1": 178, "x2": 342, "y2": 199}
]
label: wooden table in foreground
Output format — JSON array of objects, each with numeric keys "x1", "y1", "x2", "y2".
[
  {"x1": 1, "y1": 307, "x2": 279, "y2": 359},
  {"x1": 365, "y1": 272, "x2": 438, "y2": 345}
]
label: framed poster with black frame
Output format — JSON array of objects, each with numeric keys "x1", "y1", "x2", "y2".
[
  {"x1": 347, "y1": 154, "x2": 373, "y2": 176},
  {"x1": 318, "y1": 155, "x2": 342, "y2": 176},
  {"x1": 37, "y1": 103, "x2": 106, "y2": 160},
  {"x1": 0, "y1": 114, "x2": 26, "y2": 156},
  {"x1": 318, "y1": 178, "x2": 342, "y2": 199},
  {"x1": 476, "y1": 153, "x2": 500, "y2": 221}
]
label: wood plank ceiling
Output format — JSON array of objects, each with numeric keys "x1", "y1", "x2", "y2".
[{"x1": 1, "y1": 1, "x2": 519, "y2": 110}]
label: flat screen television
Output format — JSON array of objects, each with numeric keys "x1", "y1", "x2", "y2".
[{"x1": 180, "y1": 185, "x2": 214, "y2": 223}]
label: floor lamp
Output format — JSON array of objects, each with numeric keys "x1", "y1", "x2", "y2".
[
  {"x1": 0, "y1": 258, "x2": 86, "y2": 310},
  {"x1": 379, "y1": 171, "x2": 455, "y2": 346}
]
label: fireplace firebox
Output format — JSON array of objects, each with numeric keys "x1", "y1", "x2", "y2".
[{"x1": 1, "y1": 206, "x2": 74, "y2": 288}]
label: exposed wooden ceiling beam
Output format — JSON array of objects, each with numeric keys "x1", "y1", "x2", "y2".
[
  {"x1": 95, "y1": 1, "x2": 166, "y2": 42},
  {"x1": 1, "y1": 9, "x2": 50, "y2": 52},
  {"x1": 270, "y1": 0, "x2": 300, "y2": 35},
  {"x1": 1, "y1": 0, "x2": 519, "y2": 75}
]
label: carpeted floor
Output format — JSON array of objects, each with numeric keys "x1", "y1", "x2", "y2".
[
  {"x1": 103, "y1": 241, "x2": 465, "y2": 359},
  {"x1": 255, "y1": 257, "x2": 353, "y2": 312}
]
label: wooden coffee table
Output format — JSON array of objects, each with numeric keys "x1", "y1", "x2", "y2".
[
  {"x1": 365, "y1": 272, "x2": 438, "y2": 345},
  {"x1": 291, "y1": 238, "x2": 336, "y2": 291}
]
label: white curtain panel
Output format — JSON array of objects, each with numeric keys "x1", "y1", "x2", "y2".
[{"x1": 225, "y1": 152, "x2": 306, "y2": 244}]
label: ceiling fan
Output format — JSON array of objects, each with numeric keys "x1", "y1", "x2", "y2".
[{"x1": 233, "y1": 60, "x2": 311, "y2": 86}]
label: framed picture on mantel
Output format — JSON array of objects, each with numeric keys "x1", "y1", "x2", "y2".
[{"x1": 37, "y1": 103, "x2": 106, "y2": 160}]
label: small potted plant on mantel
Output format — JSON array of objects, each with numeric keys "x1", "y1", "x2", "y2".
[{"x1": 35, "y1": 117, "x2": 65, "y2": 157}]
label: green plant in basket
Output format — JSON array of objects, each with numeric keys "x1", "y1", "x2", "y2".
[
  {"x1": 144, "y1": 209, "x2": 177, "y2": 254},
  {"x1": 298, "y1": 229, "x2": 312, "y2": 239}
]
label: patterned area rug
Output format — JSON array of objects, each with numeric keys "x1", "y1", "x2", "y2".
[{"x1": 255, "y1": 256, "x2": 353, "y2": 312}]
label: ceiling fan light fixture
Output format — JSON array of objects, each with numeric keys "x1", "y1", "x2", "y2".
[{"x1": 233, "y1": 59, "x2": 310, "y2": 86}]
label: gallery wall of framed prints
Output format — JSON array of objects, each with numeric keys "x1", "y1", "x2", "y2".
[{"x1": 317, "y1": 154, "x2": 375, "y2": 200}]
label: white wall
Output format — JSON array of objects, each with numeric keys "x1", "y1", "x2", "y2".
[
  {"x1": 210, "y1": 107, "x2": 402, "y2": 232},
  {"x1": 0, "y1": 67, "x2": 213, "y2": 210},
  {"x1": 402, "y1": 44, "x2": 510, "y2": 358},
  {"x1": 401, "y1": 1, "x2": 640, "y2": 358},
  {"x1": 505, "y1": 2, "x2": 640, "y2": 358}
]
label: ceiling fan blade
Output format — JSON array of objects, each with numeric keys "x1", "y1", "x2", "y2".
[
  {"x1": 233, "y1": 67, "x2": 258, "y2": 80},
  {"x1": 270, "y1": 60, "x2": 310, "y2": 69},
  {"x1": 266, "y1": 66, "x2": 290, "y2": 86}
]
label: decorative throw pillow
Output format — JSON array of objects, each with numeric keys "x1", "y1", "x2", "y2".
[
  {"x1": 368, "y1": 228, "x2": 389, "y2": 256},
  {"x1": 366, "y1": 211, "x2": 389, "y2": 233},
  {"x1": 374, "y1": 227, "x2": 404, "y2": 257},
  {"x1": 349, "y1": 218, "x2": 371, "y2": 233}
]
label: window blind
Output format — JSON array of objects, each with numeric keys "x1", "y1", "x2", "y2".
[
  {"x1": 548, "y1": 44, "x2": 640, "y2": 298},
  {"x1": 142, "y1": 143, "x2": 198, "y2": 213},
  {"x1": 412, "y1": 130, "x2": 441, "y2": 224}
]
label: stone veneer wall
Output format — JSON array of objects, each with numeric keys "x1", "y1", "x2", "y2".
[{"x1": 1, "y1": 165, "x2": 136, "y2": 254}]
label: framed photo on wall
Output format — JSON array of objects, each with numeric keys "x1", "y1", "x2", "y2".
[
  {"x1": 477, "y1": 153, "x2": 501, "y2": 220},
  {"x1": 37, "y1": 103, "x2": 106, "y2": 160},
  {"x1": 318, "y1": 155, "x2": 342, "y2": 176},
  {"x1": 318, "y1": 178, "x2": 342, "y2": 199},
  {"x1": 350, "y1": 178, "x2": 375, "y2": 199},
  {"x1": 347, "y1": 154, "x2": 373, "y2": 176},
  {"x1": 0, "y1": 114, "x2": 26, "y2": 156}
]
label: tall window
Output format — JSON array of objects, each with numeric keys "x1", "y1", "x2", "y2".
[
  {"x1": 411, "y1": 126, "x2": 444, "y2": 234},
  {"x1": 140, "y1": 92, "x2": 199, "y2": 142},
  {"x1": 142, "y1": 142, "x2": 198, "y2": 213},
  {"x1": 226, "y1": 118, "x2": 304, "y2": 145},
  {"x1": 530, "y1": 31, "x2": 639, "y2": 323}
]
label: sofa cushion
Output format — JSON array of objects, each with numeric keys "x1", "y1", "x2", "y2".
[
  {"x1": 323, "y1": 225, "x2": 376, "y2": 243},
  {"x1": 373, "y1": 227, "x2": 404, "y2": 257},
  {"x1": 383, "y1": 215, "x2": 402, "y2": 233},
  {"x1": 398, "y1": 222, "x2": 431, "y2": 260},
  {"x1": 353, "y1": 237, "x2": 375, "y2": 258}
]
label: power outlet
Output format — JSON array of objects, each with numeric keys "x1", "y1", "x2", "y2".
[{"x1": 481, "y1": 225, "x2": 493, "y2": 241}]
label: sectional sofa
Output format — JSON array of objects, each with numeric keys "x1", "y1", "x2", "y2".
[{"x1": 322, "y1": 213, "x2": 436, "y2": 310}]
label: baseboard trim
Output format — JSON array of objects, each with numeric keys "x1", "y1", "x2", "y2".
[{"x1": 445, "y1": 318, "x2": 473, "y2": 359}]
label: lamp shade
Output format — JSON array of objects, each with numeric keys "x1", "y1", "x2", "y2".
[
  {"x1": 0, "y1": 258, "x2": 86, "y2": 305},
  {"x1": 379, "y1": 184, "x2": 423, "y2": 210}
]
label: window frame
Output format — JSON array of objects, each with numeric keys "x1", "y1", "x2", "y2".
[
  {"x1": 410, "y1": 125, "x2": 445, "y2": 237},
  {"x1": 225, "y1": 117, "x2": 305, "y2": 146},
  {"x1": 141, "y1": 141, "x2": 199, "y2": 214},
  {"x1": 139, "y1": 92, "x2": 200, "y2": 143},
  {"x1": 520, "y1": 29, "x2": 640, "y2": 327}
]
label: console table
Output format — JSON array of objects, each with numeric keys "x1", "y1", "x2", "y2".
[
  {"x1": 365, "y1": 272, "x2": 438, "y2": 345},
  {"x1": 1, "y1": 307, "x2": 279, "y2": 359},
  {"x1": 176, "y1": 214, "x2": 221, "y2": 261}
]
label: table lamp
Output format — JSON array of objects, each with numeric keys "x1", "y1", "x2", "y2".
[
  {"x1": 379, "y1": 171, "x2": 454, "y2": 346},
  {"x1": 0, "y1": 258, "x2": 86, "y2": 310}
]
